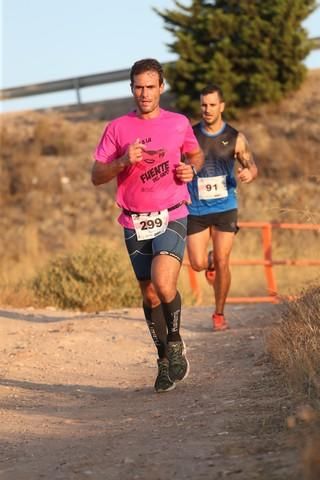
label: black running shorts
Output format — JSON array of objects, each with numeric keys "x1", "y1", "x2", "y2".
[
  {"x1": 187, "y1": 209, "x2": 239, "y2": 235},
  {"x1": 124, "y1": 217, "x2": 187, "y2": 281}
]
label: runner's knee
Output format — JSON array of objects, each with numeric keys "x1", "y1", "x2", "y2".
[
  {"x1": 153, "y1": 281, "x2": 176, "y2": 303},
  {"x1": 214, "y1": 256, "x2": 230, "y2": 272},
  {"x1": 189, "y1": 258, "x2": 204, "y2": 272}
]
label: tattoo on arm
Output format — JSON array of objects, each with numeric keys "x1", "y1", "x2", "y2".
[{"x1": 236, "y1": 135, "x2": 256, "y2": 169}]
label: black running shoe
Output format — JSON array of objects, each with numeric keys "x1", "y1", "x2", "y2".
[
  {"x1": 167, "y1": 340, "x2": 190, "y2": 382},
  {"x1": 154, "y1": 358, "x2": 176, "y2": 393}
]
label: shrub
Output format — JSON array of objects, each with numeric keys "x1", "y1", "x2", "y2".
[
  {"x1": 32, "y1": 241, "x2": 141, "y2": 311},
  {"x1": 267, "y1": 286, "x2": 320, "y2": 480},
  {"x1": 267, "y1": 286, "x2": 320, "y2": 398}
]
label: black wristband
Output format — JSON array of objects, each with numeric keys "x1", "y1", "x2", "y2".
[{"x1": 191, "y1": 165, "x2": 197, "y2": 177}]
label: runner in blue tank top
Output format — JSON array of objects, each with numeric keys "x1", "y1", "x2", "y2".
[{"x1": 187, "y1": 85, "x2": 258, "y2": 331}]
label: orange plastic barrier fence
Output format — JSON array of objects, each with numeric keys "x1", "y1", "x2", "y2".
[{"x1": 185, "y1": 222, "x2": 320, "y2": 304}]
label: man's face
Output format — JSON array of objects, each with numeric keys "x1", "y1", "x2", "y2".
[
  {"x1": 131, "y1": 71, "x2": 164, "y2": 117},
  {"x1": 200, "y1": 92, "x2": 225, "y2": 126}
]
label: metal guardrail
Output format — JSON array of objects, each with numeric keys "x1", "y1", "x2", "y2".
[
  {"x1": 312, "y1": 35, "x2": 320, "y2": 49},
  {"x1": 0, "y1": 68, "x2": 132, "y2": 102},
  {"x1": 1, "y1": 37, "x2": 319, "y2": 103}
]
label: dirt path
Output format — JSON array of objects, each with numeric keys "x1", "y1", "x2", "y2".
[{"x1": 0, "y1": 304, "x2": 302, "y2": 479}]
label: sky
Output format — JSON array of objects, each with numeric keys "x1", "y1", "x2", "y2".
[{"x1": 1, "y1": 0, "x2": 319, "y2": 113}]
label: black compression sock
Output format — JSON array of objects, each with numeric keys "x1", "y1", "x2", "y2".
[
  {"x1": 143, "y1": 303, "x2": 168, "y2": 358},
  {"x1": 162, "y1": 292, "x2": 182, "y2": 343}
]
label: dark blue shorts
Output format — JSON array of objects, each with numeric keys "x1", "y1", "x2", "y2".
[{"x1": 124, "y1": 217, "x2": 187, "y2": 281}]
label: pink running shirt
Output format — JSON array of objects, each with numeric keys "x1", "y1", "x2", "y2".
[{"x1": 94, "y1": 109, "x2": 200, "y2": 228}]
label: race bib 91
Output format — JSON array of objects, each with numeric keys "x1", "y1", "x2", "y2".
[
  {"x1": 198, "y1": 175, "x2": 228, "y2": 200},
  {"x1": 132, "y1": 209, "x2": 169, "y2": 241}
]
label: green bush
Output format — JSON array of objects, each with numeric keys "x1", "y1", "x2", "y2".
[{"x1": 32, "y1": 241, "x2": 141, "y2": 311}]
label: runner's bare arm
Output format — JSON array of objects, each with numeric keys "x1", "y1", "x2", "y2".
[
  {"x1": 235, "y1": 133, "x2": 258, "y2": 184},
  {"x1": 91, "y1": 139, "x2": 145, "y2": 186},
  {"x1": 175, "y1": 148, "x2": 204, "y2": 183},
  {"x1": 185, "y1": 148, "x2": 204, "y2": 172}
]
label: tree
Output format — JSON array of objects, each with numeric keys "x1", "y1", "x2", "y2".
[{"x1": 155, "y1": 0, "x2": 316, "y2": 116}]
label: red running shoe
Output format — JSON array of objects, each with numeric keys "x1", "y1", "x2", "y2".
[
  {"x1": 212, "y1": 313, "x2": 229, "y2": 331},
  {"x1": 205, "y1": 269, "x2": 216, "y2": 285}
]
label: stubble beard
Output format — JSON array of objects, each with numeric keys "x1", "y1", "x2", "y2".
[
  {"x1": 136, "y1": 100, "x2": 159, "y2": 117},
  {"x1": 203, "y1": 113, "x2": 221, "y2": 128}
]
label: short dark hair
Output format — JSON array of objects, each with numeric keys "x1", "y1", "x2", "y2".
[
  {"x1": 200, "y1": 84, "x2": 224, "y2": 102},
  {"x1": 130, "y1": 58, "x2": 164, "y2": 86}
]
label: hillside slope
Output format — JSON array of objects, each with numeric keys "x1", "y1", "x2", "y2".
[{"x1": 1, "y1": 70, "x2": 319, "y2": 295}]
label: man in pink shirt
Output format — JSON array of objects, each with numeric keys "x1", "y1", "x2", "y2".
[{"x1": 92, "y1": 58, "x2": 203, "y2": 393}]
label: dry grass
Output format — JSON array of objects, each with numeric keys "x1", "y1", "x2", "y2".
[
  {"x1": 267, "y1": 286, "x2": 320, "y2": 396},
  {"x1": 302, "y1": 434, "x2": 320, "y2": 480},
  {"x1": 267, "y1": 287, "x2": 320, "y2": 480}
]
